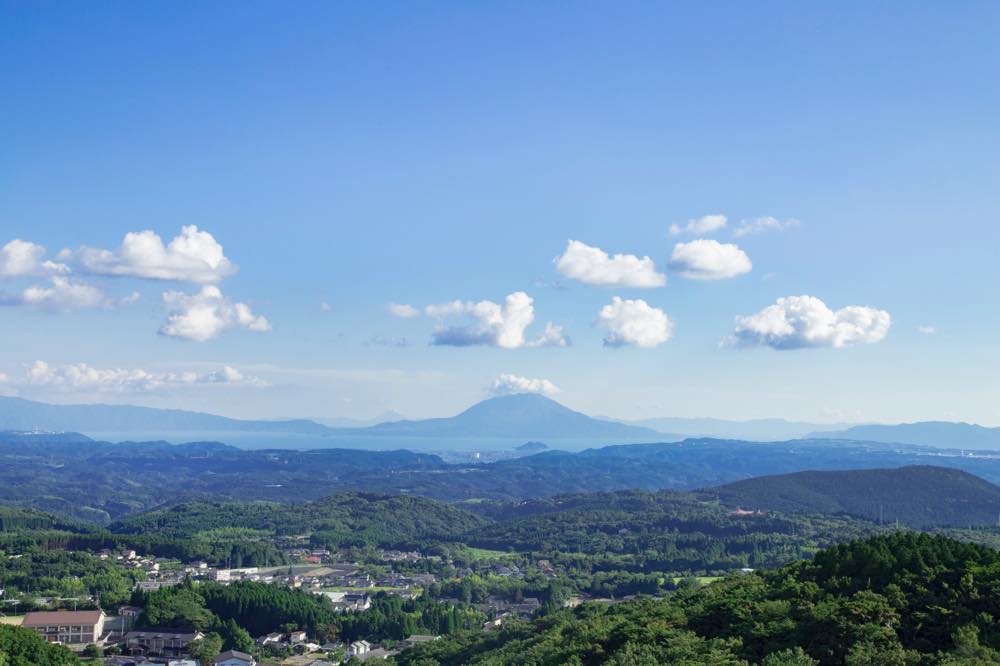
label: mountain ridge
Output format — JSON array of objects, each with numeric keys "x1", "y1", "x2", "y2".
[{"x1": 814, "y1": 421, "x2": 1000, "y2": 450}]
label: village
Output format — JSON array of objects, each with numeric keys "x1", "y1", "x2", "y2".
[{"x1": 2, "y1": 543, "x2": 556, "y2": 666}]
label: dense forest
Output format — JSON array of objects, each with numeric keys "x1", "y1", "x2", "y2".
[{"x1": 397, "y1": 533, "x2": 1000, "y2": 665}]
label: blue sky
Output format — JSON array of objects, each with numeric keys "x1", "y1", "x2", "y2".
[{"x1": 1, "y1": 2, "x2": 999, "y2": 424}]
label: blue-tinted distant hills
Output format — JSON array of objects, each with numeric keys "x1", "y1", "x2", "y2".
[
  {"x1": 813, "y1": 422, "x2": 1000, "y2": 451},
  {"x1": 0, "y1": 395, "x2": 331, "y2": 435}
]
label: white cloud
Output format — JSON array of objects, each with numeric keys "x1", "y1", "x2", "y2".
[
  {"x1": 490, "y1": 373, "x2": 560, "y2": 397},
  {"x1": 320, "y1": 301, "x2": 332, "y2": 312},
  {"x1": 11, "y1": 276, "x2": 110, "y2": 311},
  {"x1": 597, "y1": 296, "x2": 673, "y2": 348},
  {"x1": 64, "y1": 225, "x2": 235, "y2": 283},
  {"x1": 428, "y1": 291, "x2": 567, "y2": 349},
  {"x1": 424, "y1": 300, "x2": 466, "y2": 318},
  {"x1": 526, "y1": 322, "x2": 569, "y2": 348},
  {"x1": 387, "y1": 302, "x2": 420, "y2": 318},
  {"x1": 119, "y1": 291, "x2": 142, "y2": 306},
  {"x1": 730, "y1": 295, "x2": 891, "y2": 350},
  {"x1": 0, "y1": 372, "x2": 14, "y2": 397},
  {"x1": 734, "y1": 216, "x2": 800, "y2": 237},
  {"x1": 669, "y1": 239, "x2": 752, "y2": 280},
  {"x1": 917, "y1": 325, "x2": 937, "y2": 335},
  {"x1": 669, "y1": 214, "x2": 728, "y2": 236},
  {"x1": 159, "y1": 286, "x2": 271, "y2": 342},
  {"x1": 554, "y1": 240, "x2": 666, "y2": 288},
  {"x1": 20, "y1": 360, "x2": 266, "y2": 393},
  {"x1": 0, "y1": 239, "x2": 69, "y2": 278}
]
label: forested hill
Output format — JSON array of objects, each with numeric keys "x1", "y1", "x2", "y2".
[
  {"x1": 0, "y1": 505, "x2": 84, "y2": 533},
  {"x1": 109, "y1": 493, "x2": 490, "y2": 547},
  {"x1": 703, "y1": 465, "x2": 1000, "y2": 528},
  {"x1": 397, "y1": 533, "x2": 1000, "y2": 665}
]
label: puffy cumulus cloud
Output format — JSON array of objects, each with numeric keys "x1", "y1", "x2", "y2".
[
  {"x1": 0, "y1": 239, "x2": 68, "y2": 278},
  {"x1": 730, "y1": 295, "x2": 891, "y2": 350},
  {"x1": 669, "y1": 239, "x2": 752, "y2": 280},
  {"x1": 597, "y1": 296, "x2": 673, "y2": 348},
  {"x1": 489, "y1": 373, "x2": 560, "y2": 397},
  {"x1": 734, "y1": 216, "x2": 800, "y2": 237},
  {"x1": 554, "y1": 240, "x2": 666, "y2": 288},
  {"x1": 21, "y1": 360, "x2": 266, "y2": 393},
  {"x1": 63, "y1": 225, "x2": 235, "y2": 283},
  {"x1": 669, "y1": 214, "x2": 728, "y2": 236},
  {"x1": 159, "y1": 286, "x2": 271, "y2": 342},
  {"x1": 428, "y1": 292, "x2": 568, "y2": 349},
  {"x1": 387, "y1": 302, "x2": 420, "y2": 318}
]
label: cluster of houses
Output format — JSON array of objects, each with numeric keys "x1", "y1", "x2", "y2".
[
  {"x1": 101, "y1": 651, "x2": 255, "y2": 666},
  {"x1": 376, "y1": 549, "x2": 423, "y2": 562}
]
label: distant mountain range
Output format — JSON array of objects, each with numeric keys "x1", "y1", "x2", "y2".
[
  {"x1": 4, "y1": 393, "x2": 999, "y2": 452},
  {"x1": 814, "y1": 422, "x2": 1000, "y2": 451},
  {"x1": 0, "y1": 394, "x2": 666, "y2": 445},
  {"x1": 704, "y1": 465, "x2": 1000, "y2": 528},
  {"x1": 0, "y1": 396, "x2": 331, "y2": 435}
]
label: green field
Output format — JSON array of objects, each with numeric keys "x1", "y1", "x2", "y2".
[
  {"x1": 671, "y1": 576, "x2": 722, "y2": 585},
  {"x1": 465, "y1": 546, "x2": 518, "y2": 560}
]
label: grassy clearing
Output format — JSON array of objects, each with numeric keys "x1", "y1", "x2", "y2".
[
  {"x1": 465, "y1": 546, "x2": 518, "y2": 560},
  {"x1": 671, "y1": 576, "x2": 722, "y2": 585}
]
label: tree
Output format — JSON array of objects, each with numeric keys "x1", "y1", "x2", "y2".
[
  {"x1": 217, "y1": 617, "x2": 254, "y2": 653},
  {"x1": 761, "y1": 648, "x2": 817, "y2": 666},
  {"x1": 188, "y1": 632, "x2": 223, "y2": 664},
  {"x1": 82, "y1": 643, "x2": 102, "y2": 658}
]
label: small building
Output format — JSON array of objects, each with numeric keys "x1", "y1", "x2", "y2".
[
  {"x1": 349, "y1": 640, "x2": 371, "y2": 656},
  {"x1": 356, "y1": 648, "x2": 394, "y2": 661},
  {"x1": 289, "y1": 629, "x2": 308, "y2": 643},
  {"x1": 255, "y1": 631, "x2": 283, "y2": 646},
  {"x1": 400, "y1": 635, "x2": 440, "y2": 649},
  {"x1": 118, "y1": 605, "x2": 143, "y2": 623},
  {"x1": 214, "y1": 649, "x2": 256, "y2": 666},
  {"x1": 124, "y1": 628, "x2": 204, "y2": 657},
  {"x1": 22, "y1": 609, "x2": 106, "y2": 645}
]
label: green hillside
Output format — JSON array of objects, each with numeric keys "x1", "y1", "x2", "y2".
[{"x1": 704, "y1": 465, "x2": 1000, "y2": 528}]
